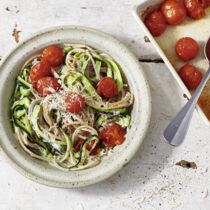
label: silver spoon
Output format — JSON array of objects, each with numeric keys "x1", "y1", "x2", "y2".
[{"x1": 164, "y1": 37, "x2": 210, "y2": 146}]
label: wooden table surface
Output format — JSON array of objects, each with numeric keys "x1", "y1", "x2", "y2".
[{"x1": 0, "y1": 0, "x2": 210, "y2": 209}]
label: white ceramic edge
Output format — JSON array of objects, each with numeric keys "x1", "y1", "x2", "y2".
[
  {"x1": 132, "y1": 3, "x2": 210, "y2": 126},
  {"x1": 0, "y1": 25, "x2": 152, "y2": 188}
]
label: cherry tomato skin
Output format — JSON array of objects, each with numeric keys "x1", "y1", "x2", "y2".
[
  {"x1": 36, "y1": 76, "x2": 60, "y2": 96},
  {"x1": 97, "y1": 77, "x2": 118, "y2": 98},
  {"x1": 29, "y1": 59, "x2": 52, "y2": 87},
  {"x1": 42, "y1": 45, "x2": 64, "y2": 67},
  {"x1": 175, "y1": 37, "x2": 199, "y2": 61},
  {"x1": 99, "y1": 123, "x2": 126, "y2": 148},
  {"x1": 65, "y1": 93, "x2": 85, "y2": 113},
  {"x1": 145, "y1": 11, "x2": 167, "y2": 37},
  {"x1": 184, "y1": 0, "x2": 205, "y2": 19},
  {"x1": 178, "y1": 64, "x2": 203, "y2": 90},
  {"x1": 161, "y1": 0, "x2": 186, "y2": 25}
]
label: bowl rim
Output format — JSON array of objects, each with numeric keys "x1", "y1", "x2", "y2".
[{"x1": 0, "y1": 25, "x2": 151, "y2": 188}]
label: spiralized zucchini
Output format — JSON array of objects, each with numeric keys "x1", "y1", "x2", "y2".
[{"x1": 11, "y1": 44, "x2": 133, "y2": 171}]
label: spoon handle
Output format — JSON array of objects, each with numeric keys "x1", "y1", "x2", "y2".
[{"x1": 164, "y1": 67, "x2": 210, "y2": 146}]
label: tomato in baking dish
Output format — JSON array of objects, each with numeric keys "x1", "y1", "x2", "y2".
[
  {"x1": 175, "y1": 37, "x2": 199, "y2": 61},
  {"x1": 144, "y1": 0, "x2": 210, "y2": 37},
  {"x1": 184, "y1": 0, "x2": 205, "y2": 19},
  {"x1": 178, "y1": 64, "x2": 203, "y2": 90},
  {"x1": 161, "y1": 0, "x2": 187, "y2": 25},
  {"x1": 145, "y1": 10, "x2": 167, "y2": 36}
]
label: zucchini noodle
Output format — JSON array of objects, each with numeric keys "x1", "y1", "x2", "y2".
[{"x1": 10, "y1": 44, "x2": 134, "y2": 171}]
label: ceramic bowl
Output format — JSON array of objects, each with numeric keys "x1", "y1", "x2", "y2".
[{"x1": 0, "y1": 26, "x2": 151, "y2": 188}]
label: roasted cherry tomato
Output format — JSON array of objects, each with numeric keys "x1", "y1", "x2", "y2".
[
  {"x1": 73, "y1": 132, "x2": 99, "y2": 155},
  {"x1": 97, "y1": 77, "x2": 118, "y2": 98},
  {"x1": 99, "y1": 123, "x2": 126, "y2": 148},
  {"x1": 36, "y1": 76, "x2": 60, "y2": 96},
  {"x1": 145, "y1": 10, "x2": 167, "y2": 37},
  {"x1": 42, "y1": 45, "x2": 64, "y2": 67},
  {"x1": 178, "y1": 64, "x2": 203, "y2": 90},
  {"x1": 161, "y1": 0, "x2": 186, "y2": 25},
  {"x1": 65, "y1": 92, "x2": 85, "y2": 113},
  {"x1": 175, "y1": 37, "x2": 199, "y2": 61},
  {"x1": 184, "y1": 0, "x2": 205, "y2": 19},
  {"x1": 29, "y1": 59, "x2": 52, "y2": 87}
]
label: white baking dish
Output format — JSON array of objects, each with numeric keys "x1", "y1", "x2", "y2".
[{"x1": 132, "y1": 1, "x2": 210, "y2": 126}]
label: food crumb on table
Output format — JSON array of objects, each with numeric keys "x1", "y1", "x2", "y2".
[
  {"x1": 12, "y1": 24, "x2": 21, "y2": 43},
  {"x1": 5, "y1": 7, "x2": 10, "y2": 11},
  {"x1": 176, "y1": 160, "x2": 197, "y2": 169}
]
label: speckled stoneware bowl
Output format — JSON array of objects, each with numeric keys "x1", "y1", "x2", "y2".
[{"x1": 0, "y1": 26, "x2": 151, "y2": 188}]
